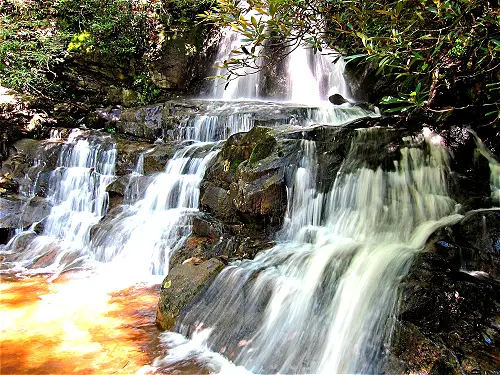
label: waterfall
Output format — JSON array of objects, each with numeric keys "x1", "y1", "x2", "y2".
[
  {"x1": 471, "y1": 130, "x2": 500, "y2": 204},
  {"x1": 3, "y1": 131, "x2": 116, "y2": 274},
  {"x1": 90, "y1": 144, "x2": 219, "y2": 280},
  {"x1": 209, "y1": 2, "x2": 352, "y2": 104},
  {"x1": 286, "y1": 47, "x2": 352, "y2": 104},
  {"x1": 154, "y1": 128, "x2": 462, "y2": 374}
]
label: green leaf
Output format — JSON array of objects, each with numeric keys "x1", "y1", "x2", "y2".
[
  {"x1": 251, "y1": 16, "x2": 258, "y2": 29},
  {"x1": 383, "y1": 105, "x2": 414, "y2": 113},
  {"x1": 344, "y1": 53, "x2": 367, "y2": 63},
  {"x1": 381, "y1": 96, "x2": 412, "y2": 105}
]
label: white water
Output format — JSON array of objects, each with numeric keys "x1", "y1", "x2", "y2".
[
  {"x1": 286, "y1": 47, "x2": 352, "y2": 104},
  {"x1": 153, "y1": 128, "x2": 462, "y2": 374},
  {"x1": 90, "y1": 143, "x2": 219, "y2": 281},
  {"x1": 471, "y1": 130, "x2": 500, "y2": 204},
  {"x1": 209, "y1": 1, "x2": 352, "y2": 105},
  {"x1": 2, "y1": 131, "x2": 116, "y2": 275},
  {"x1": 212, "y1": 33, "x2": 352, "y2": 105}
]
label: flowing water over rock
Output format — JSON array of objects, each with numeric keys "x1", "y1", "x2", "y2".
[
  {"x1": 4, "y1": 20, "x2": 497, "y2": 375},
  {"x1": 153, "y1": 129, "x2": 464, "y2": 374},
  {"x1": 2, "y1": 131, "x2": 116, "y2": 275},
  {"x1": 209, "y1": 1, "x2": 351, "y2": 105}
]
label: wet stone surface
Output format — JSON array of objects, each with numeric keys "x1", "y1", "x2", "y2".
[{"x1": 389, "y1": 210, "x2": 500, "y2": 374}]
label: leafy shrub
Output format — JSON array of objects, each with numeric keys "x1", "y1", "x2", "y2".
[
  {"x1": 201, "y1": 0, "x2": 499, "y2": 122},
  {"x1": 55, "y1": 0, "x2": 152, "y2": 58},
  {"x1": 0, "y1": 1, "x2": 69, "y2": 94}
]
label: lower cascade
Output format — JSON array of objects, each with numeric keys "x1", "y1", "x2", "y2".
[{"x1": 154, "y1": 129, "x2": 463, "y2": 374}]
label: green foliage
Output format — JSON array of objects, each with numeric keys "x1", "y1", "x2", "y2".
[
  {"x1": 201, "y1": 0, "x2": 500, "y2": 121},
  {"x1": 133, "y1": 74, "x2": 161, "y2": 105},
  {"x1": 0, "y1": 0, "x2": 215, "y2": 102},
  {"x1": 159, "y1": 0, "x2": 217, "y2": 27},
  {"x1": 0, "y1": 1, "x2": 69, "y2": 94},
  {"x1": 55, "y1": 0, "x2": 153, "y2": 58}
]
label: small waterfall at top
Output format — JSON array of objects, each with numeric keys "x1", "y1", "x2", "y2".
[
  {"x1": 286, "y1": 47, "x2": 352, "y2": 104},
  {"x1": 211, "y1": 31, "x2": 352, "y2": 104},
  {"x1": 209, "y1": 1, "x2": 353, "y2": 105},
  {"x1": 154, "y1": 128, "x2": 463, "y2": 374}
]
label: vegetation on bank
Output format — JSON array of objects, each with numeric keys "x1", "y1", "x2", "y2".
[
  {"x1": 0, "y1": 0, "x2": 498, "y2": 126},
  {"x1": 202, "y1": 0, "x2": 499, "y2": 125},
  {"x1": 0, "y1": 0, "x2": 215, "y2": 102}
]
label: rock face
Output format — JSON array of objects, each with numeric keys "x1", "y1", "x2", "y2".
[
  {"x1": 60, "y1": 27, "x2": 219, "y2": 108},
  {"x1": 156, "y1": 258, "x2": 225, "y2": 330},
  {"x1": 388, "y1": 210, "x2": 500, "y2": 374},
  {"x1": 201, "y1": 126, "x2": 286, "y2": 230}
]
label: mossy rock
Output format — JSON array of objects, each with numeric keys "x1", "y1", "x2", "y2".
[
  {"x1": 156, "y1": 258, "x2": 225, "y2": 331},
  {"x1": 249, "y1": 133, "x2": 277, "y2": 164}
]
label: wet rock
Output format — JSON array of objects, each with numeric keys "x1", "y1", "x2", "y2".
[
  {"x1": 170, "y1": 214, "x2": 274, "y2": 268},
  {"x1": 0, "y1": 196, "x2": 23, "y2": 229},
  {"x1": 114, "y1": 136, "x2": 154, "y2": 176},
  {"x1": 1, "y1": 139, "x2": 61, "y2": 196},
  {"x1": 117, "y1": 104, "x2": 167, "y2": 140},
  {"x1": 156, "y1": 258, "x2": 225, "y2": 330},
  {"x1": 0, "y1": 196, "x2": 51, "y2": 231},
  {"x1": 0, "y1": 172, "x2": 19, "y2": 193},
  {"x1": 201, "y1": 126, "x2": 288, "y2": 232},
  {"x1": 391, "y1": 209, "x2": 500, "y2": 374},
  {"x1": 329, "y1": 94, "x2": 348, "y2": 105},
  {"x1": 89, "y1": 205, "x2": 126, "y2": 242},
  {"x1": 105, "y1": 174, "x2": 155, "y2": 210},
  {"x1": 436, "y1": 126, "x2": 493, "y2": 211},
  {"x1": 142, "y1": 143, "x2": 176, "y2": 174},
  {"x1": 20, "y1": 197, "x2": 52, "y2": 228}
]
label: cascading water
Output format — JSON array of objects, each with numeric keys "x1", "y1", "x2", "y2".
[
  {"x1": 2, "y1": 131, "x2": 116, "y2": 275},
  {"x1": 209, "y1": 1, "x2": 353, "y2": 105},
  {"x1": 90, "y1": 143, "x2": 219, "y2": 280},
  {"x1": 286, "y1": 47, "x2": 352, "y2": 104},
  {"x1": 0, "y1": 5, "x2": 389, "y2": 373},
  {"x1": 154, "y1": 128, "x2": 463, "y2": 374},
  {"x1": 471, "y1": 130, "x2": 500, "y2": 204}
]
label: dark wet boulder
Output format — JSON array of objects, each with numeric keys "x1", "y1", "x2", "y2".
[
  {"x1": 114, "y1": 136, "x2": 154, "y2": 176},
  {"x1": 389, "y1": 209, "x2": 500, "y2": 374},
  {"x1": 169, "y1": 214, "x2": 275, "y2": 269},
  {"x1": 329, "y1": 94, "x2": 348, "y2": 105},
  {"x1": 0, "y1": 196, "x2": 52, "y2": 231},
  {"x1": 0, "y1": 139, "x2": 62, "y2": 197},
  {"x1": 435, "y1": 126, "x2": 493, "y2": 211},
  {"x1": 142, "y1": 143, "x2": 176, "y2": 174},
  {"x1": 156, "y1": 258, "x2": 225, "y2": 330}
]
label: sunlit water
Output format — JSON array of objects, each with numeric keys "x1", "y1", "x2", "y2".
[
  {"x1": 152, "y1": 129, "x2": 463, "y2": 374},
  {"x1": 0, "y1": 272, "x2": 162, "y2": 375},
  {"x1": 0, "y1": 17, "x2": 385, "y2": 375}
]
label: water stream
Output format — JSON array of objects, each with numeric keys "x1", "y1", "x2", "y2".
[
  {"x1": 153, "y1": 129, "x2": 463, "y2": 374},
  {"x1": 0, "y1": 19, "x2": 470, "y2": 375}
]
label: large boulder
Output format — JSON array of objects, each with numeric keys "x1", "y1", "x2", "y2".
[
  {"x1": 156, "y1": 258, "x2": 225, "y2": 330},
  {"x1": 200, "y1": 126, "x2": 291, "y2": 233},
  {"x1": 388, "y1": 210, "x2": 500, "y2": 374},
  {"x1": 0, "y1": 139, "x2": 61, "y2": 197},
  {"x1": 0, "y1": 196, "x2": 52, "y2": 231}
]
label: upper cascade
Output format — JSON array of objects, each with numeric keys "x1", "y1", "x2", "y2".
[{"x1": 209, "y1": 2, "x2": 353, "y2": 104}]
